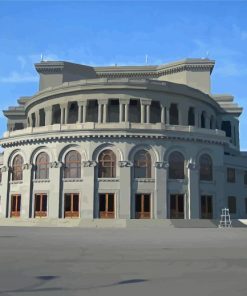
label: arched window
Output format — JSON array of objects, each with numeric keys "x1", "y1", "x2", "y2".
[
  {"x1": 188, "y1": 107, "x2": 195, "y2": 126},
  {"x1": 201, "y1": 111, "x2": 206, "y2": 128},
  {"x1": 12, "y1": 155, "x2": 23, "y2": 181},
  {"x1": 98, "y1": 150, "x2": 116, "y2": 178},
  {"x1": 36, "y1": 152, "x2": 50, "y2": 179},
  {"x1": 64, "y1": 150, "x2": 81, "y2": 178},
  {"x1": 199, "y1": 154, "x2": 213, "y2": 181},
  {"x1": 169, "y1": 151, "x2": 185, "y2": 179},
  {"x1": 134, "y1": 150, "x2": 151, "y2": 178}
]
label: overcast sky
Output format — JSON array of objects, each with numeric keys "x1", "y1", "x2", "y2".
[{"x1": 0, "y1": 0, "x2": 246, "y2": 150}]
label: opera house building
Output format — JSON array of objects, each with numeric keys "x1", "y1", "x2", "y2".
[{"x1": 0, "y1": 58, "x2": 247, "y2": 223}]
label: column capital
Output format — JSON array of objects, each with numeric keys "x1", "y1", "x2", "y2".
[
  {"x1": 22, "y1": 163, "x2": 33, "y2": 170},
  {"x1": 119, "y1": 98, "x2": 130, "y2": 105},
  {"x1": 78, "y1": 100, "x2": 87, "y2": 107},
  {"x1": 187, "y1": 162, "x2": 198, "y2": 170},
  {"x1": 98, "y1": 99, "x2": 108, "y2": 105},
  {"x1": 140, "y1": 99, "x2": 151, "y2": 105},
  {"x1": 49, "y1": 161, "x2": 63, "y2": 168}
]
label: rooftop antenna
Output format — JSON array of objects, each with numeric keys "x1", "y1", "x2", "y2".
[{"x1": 145, "y1": 54, "x2": 148, "y2": 65}]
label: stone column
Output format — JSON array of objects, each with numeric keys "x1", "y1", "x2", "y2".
[
  {"x1": 78, "y1": 103, "x2": 83, "y2": 123},
  {"x1": 49, "y1": 161, "x2": 63, "y2": 218},
  {"x1": 155, "y1": 161, "x2": 169, "y2": 218},
  {"x1": 161, "y1": 105, "x2": 165, "y2": 124},
  {"x1": 82, "y1": 103, "x2": 87, "y2": 123},
  {"x1": 103, "y1": 102, "x2": 108, "y2": 123},
  {"x1": 82, "y1": 161, "x2": 97, "y2": 218},
  {"x1": 119, "y1": 103, "x2": 123, "y2": 122},
  {"x1": 146, "y1": 104, "x2": 150, "y2": 124},
  {"x1": 125, "y1": 102, "x2": 129, "y2": 122},
  {"x1": 35, "y1": 111, "x2": 39, "y2": 127},
  {"x1": 44, "y1": 107, "x2": 52, "y2": 125},
  {"x1": 64, "y1": 105, "x2": 68, "y2": 124},
  {"x1": 141, "y1": 104, "x2": 145, "y2": 123},
  {"x1": 21, "y1": 163, "x2": 33, "y2": 218},
  {"x1": 187, "y1": 162, "x2": 200, "y2": 219},
  {"x1": 166, "y1": 107, "x2": 170, "y2": 124},
  {"x1": 119, "y1": 161, "x2": 132, "y2": 218},
  {"x1": 98, "y1": 103, "x2": 102, "y2": 123}
]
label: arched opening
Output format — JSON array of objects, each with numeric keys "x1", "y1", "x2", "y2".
[
  {"x1": 188, "y1": 107, "x2": 195, "y2": 126},
  {"x1": 12, "y1": 154, "x2": 24, "y2": 181},
  {"x1": 134, "y1": 150, "x2": 151, "y2": 178},
  {"x1": 168, "y1": 151, "x2": 185, "y2": 179},
  {"x1": 87, "y1": 100, "x2": 98, "y2": 122},
  {"x1": 52, "y1": 105, "x2": 61, "y2": 124},
  {"x1": 108, "y1": 99, "x2": 119, "y2": 122},
  {"x1": 98, "y1": 149, "x2": 116, "y2": 178},
  {"x1": 150, "y1": 101, "x2": 161, "y2": 123},
  {"x1": 129, "y1": 99, "x2": 141, "y2": 123},
  {"x1": 169, "y1": 104, "x2": 179, "y2": 125},
  {"x1": 13, "y1": 123, "x2": 24, "y2": 131},
  {"x1": 201, "y1": 111, "x2": 206, "y2": 128},
  {"x1": 210, "y1": 115, "x2": 215, "y2": 129},
  {"x1": 31, "y1": 113, "x2": 36, "y2": 127},
  {"x1": 221, "y1": 121, "x2": 231, "y2": 137},
  {"x1": 64, "y1": 150, "x2": 81, "y2": 178},
  {"x1": 68, "y1": 102, "x2": 78, "y2": 124},
  {"x1": 35, "y1": 152, "x2": 50, "y2": 179},
  {"x1": 199, "y1": 154, "x2": 213, "y2": 181}
]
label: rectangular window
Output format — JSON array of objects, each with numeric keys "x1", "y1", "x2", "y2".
[
  {"x1": 64, "y1": 193, "x2": 79, "y2": 218},
  {"x1": 34, "y1": 194, "x2": 47, "y2": 217},
  {"x1": 11, "y1": 194, "x2": 21, "y2": 217},
  {"x1": 227, "y1": 168, "x2": 235, "y2": 183},
  {"x1": 228, "y1": 196, "x2": 236, "y2": 214},
  {"x1": 244, "y1": 171, "x2": 247, "y2": 185}
]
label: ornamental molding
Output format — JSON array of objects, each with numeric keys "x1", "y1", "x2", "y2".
[
  {"x1": 33, "y1": 179, "x2": 50, "y2": 183},
  {"x1": 187, "y1": 162, "x2": 198, "y2": 170},
  {"x1": 22, "y1": 163, "x2": 32, "y2": 170},
  {"x1": 9, "y1": 180, "x2": 23, "y2": 185},
  {"x1": 0, "y1": 166, "x2": 9, "y2": 173},
  {"x1": 82, "y1": 160, "x2": 97, "y2": 167},
  {"x1": 49, "y1": 161, "x2": 63, "y2": 168},
  {"x1": 134, "y1": 178, "x2": 155, "y2": 183},
  {"x1": 154, "y1": 161, "x2": 169, "y2": 169},
  {"x1": 118, "y1": 161, "x2": 133, "y2": 167},
  {"x1": 98, "y1": 178, "x2": 119, "y2": 182},
  {"x1": 63, "y1": 178, "x2": 83, "y2": 182}
]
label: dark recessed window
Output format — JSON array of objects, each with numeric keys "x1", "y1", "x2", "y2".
[
  {"x1": 228, "y1": 196, "x2": 236, "y2": 214},
  {"x1": 227, "y1": 168, "x2": 235, "y2": 183}
]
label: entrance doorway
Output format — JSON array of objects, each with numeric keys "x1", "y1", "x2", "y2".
[
  {"x1": 34, "y1": 194, "x2": 47, "y2": 217},
  {"x1": 135, "y1": 194, "x2": 151, "y2": 219},
  {"x1": 99, "y1": 193, "x2": 115, "y2": 219},
  {"x1": 201, "y1": 195, "x2": 213, "y2": 219},
  {"x1": 170, "y1": 194, "x2": 184, "y2": 219},
  {"x1": 11, "y1": 194, "x2": 21, "y2": 217},
  {"x1": 64, "y1": 193, "x2": 79, "y2": 218}
]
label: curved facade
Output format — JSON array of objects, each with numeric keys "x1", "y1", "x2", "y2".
[{"x1": 0, "y1": 58, "x2": 247, "y2": 221}]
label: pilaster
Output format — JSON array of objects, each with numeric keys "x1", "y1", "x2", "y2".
[{"x1": 187, "y1": 162, "x2": 199, "y2": 218}]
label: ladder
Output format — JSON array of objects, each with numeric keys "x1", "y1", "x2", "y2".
[{"x1": 218, "y1": 208, "x2": 232, "y2": 228}]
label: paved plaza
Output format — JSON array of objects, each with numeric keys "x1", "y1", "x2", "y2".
[{"x1": 0, "y1": 226, "x2": 247, "y2": 296}]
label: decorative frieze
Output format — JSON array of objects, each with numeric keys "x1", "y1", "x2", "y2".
[
  {"x1": 33, "y1": 179, "x2": 50, "y2": 183},
  {"x1": 63, "y1": 178, "x2": 83, "y2": 182},
  {"x1": 98, "y1": 178, "x2": 119, "y2": 182},
  {"x1": 134, "y1": 178, "x2": 155, "y2": 183},
  {"x1": 82, "y1": 160, "x2": 97, "y2": 167},
  {"x1": 118, "y1": 161, "x2": 133, "y2": 167}
]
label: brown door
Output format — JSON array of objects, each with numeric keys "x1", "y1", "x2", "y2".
[
  {"x1": 201, "y1": 195, "x2": 213, "y2": 219},
  {"x1": 11, "y1": 195, "x2": 21, "y2": 217},
  {"x1": 64, "y1": 193, "x2": 79, "y2": 218},
  {"x1": 135, "y1": 194, "x2": 151, "y2": 219},
  {"x1": 99, "y1": 193, "x2": 115, "y2": 219},
  {"x1": 35, "y1": 194, "x2": 47, "y2": 217},
  {"x1": 170, "y1": 194, "x2": 184, "y2": 219}
]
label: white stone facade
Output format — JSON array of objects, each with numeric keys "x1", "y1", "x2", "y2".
[{"x1": 0, "y1": 58, "x2": 247, "y2": 221}]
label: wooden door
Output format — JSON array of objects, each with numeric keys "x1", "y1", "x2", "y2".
[
  {"x1": 35, "y1": 194, "x2": 47, "y2": 217},
  {"x1": 99, "y1": 193, "x2": 115, "y2": 219},
  {"x1": 135, "y1": 194, "x2": 151, "y2": 219},
  {"x1": 11, "y1": 195, "x2": 21, "y2": 217},
  {"x1": 64, "y1": 193, "x2": 79, "y2": 218},
  {"x1": 201, "y1": 195, "x2": 213, "y2": 219},
  {"x1": 170, "y1": 194, "x2": 184, "y2": 219}
]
